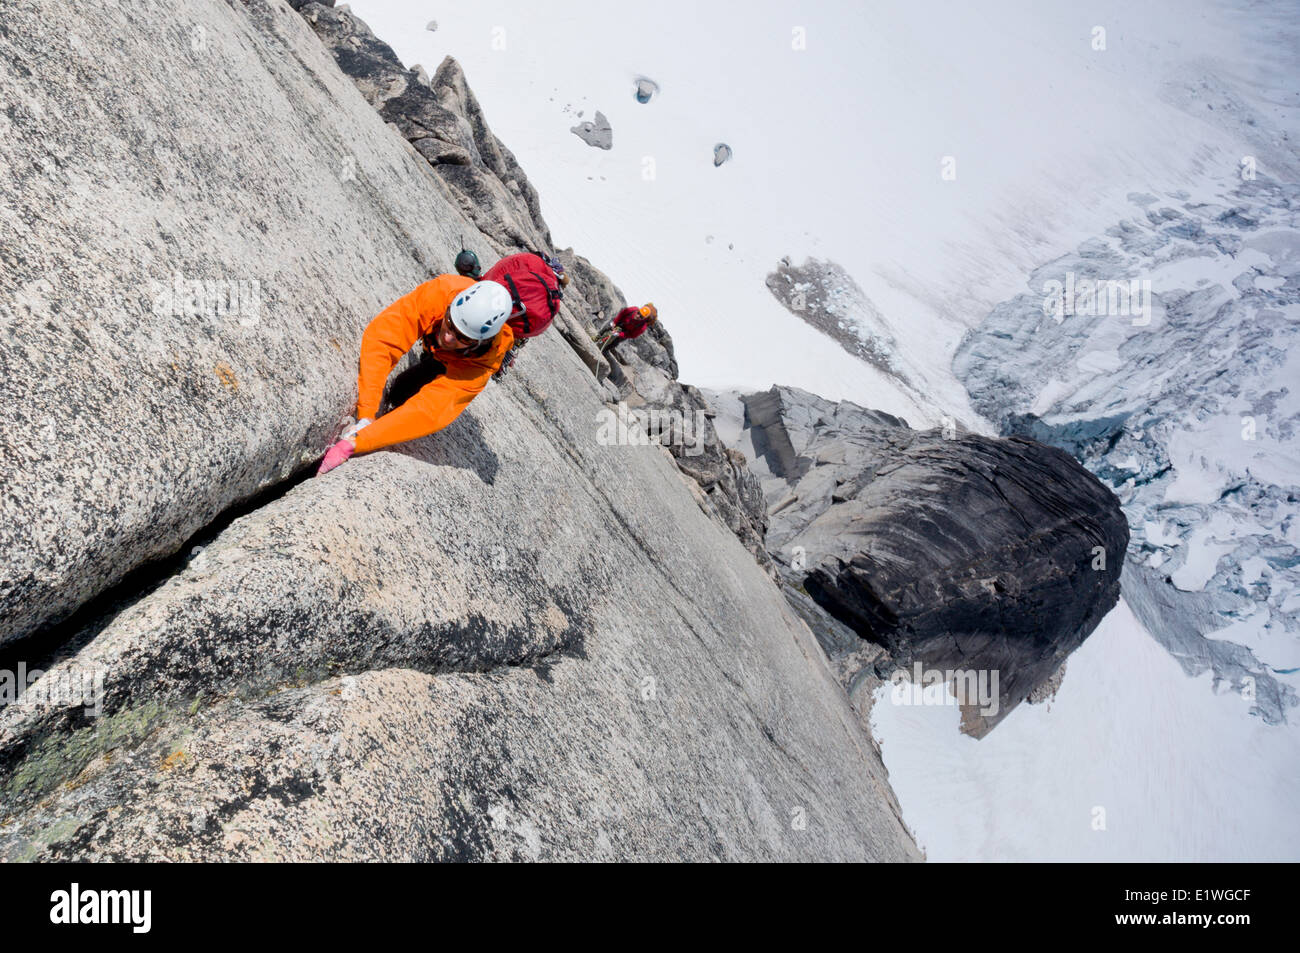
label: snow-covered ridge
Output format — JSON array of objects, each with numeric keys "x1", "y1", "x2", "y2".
[{"x1": 954, "y1": 177, "x2": 1300, "y2": 725}]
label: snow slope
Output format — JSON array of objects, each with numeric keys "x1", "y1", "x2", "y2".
[
  {"x1": 353, "y1": 0, "x2": 1294, "y2": 427},
  {"x1": 871, "y1": 598, "x2": 1300, "y2": 861}
]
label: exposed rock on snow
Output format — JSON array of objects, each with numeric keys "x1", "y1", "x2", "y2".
[
  {"x1": 953, "y1": 179, "x2": 1300, "y2": 725},
  {"x1": 0, "y1": 0, "x2": 918, "y2": 860},
  {"x1": 635, "y1": 78, "x2": 659, "y2": 104},
  {"x1": 767, "y1": 257, "x2": 908, "y2": 379},
  {"x1": 570, "y1": 111, "x2": 613, "y2": 150},
  {"x1": 763, "y1": 256, "x2": 953, "y2": 425},
  {"x1": 706, "y1": 386, "x2": 1127, "y2": 737},
  {"x1": 1026, "y1": 661, "x2": 1067, "y2": 705},
  {"x1": 713, "y1": 143, "x2": 732, "y2": 167}
]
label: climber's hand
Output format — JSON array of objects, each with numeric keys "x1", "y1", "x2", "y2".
[{"x1": 316, "y1": 439, "x2": 356, "y2": 475}]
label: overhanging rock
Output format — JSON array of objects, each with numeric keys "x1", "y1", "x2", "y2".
[{"x1": 714, "y1": 386, "x2": 1128, "y2": 738}]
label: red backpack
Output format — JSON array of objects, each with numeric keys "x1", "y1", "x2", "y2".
[{"x1": 483, "y1": 253, "x2": 563, "y2": 339}]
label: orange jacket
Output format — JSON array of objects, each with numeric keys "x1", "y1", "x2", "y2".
[{"x1": 351, "y1": 274, "x2": 514, "y2": 455}]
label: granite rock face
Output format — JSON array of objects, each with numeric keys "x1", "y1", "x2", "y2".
[
  {"x1": 708, "y1": 386, "x2": 1128, "y2": 737},
  {"x1": 0, "y1": 0, "x2": 917, "y2": 860},
  {"x1": 0, "y1": 0, "x2": 484, "y2": 647},
  {"x1": 296, "y1": 3, "x2": 552, "y2": 253},
  {"x1": 1, "y1": 367, "x2": 911, "y2": 861}
]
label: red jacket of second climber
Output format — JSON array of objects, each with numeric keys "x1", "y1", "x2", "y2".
[{"x1": 613, "y1": 306, "x2": 653, "y2": 339}]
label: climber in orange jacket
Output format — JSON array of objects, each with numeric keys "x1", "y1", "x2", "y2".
[{"x1": 317, "y1": 274, "x2": 515, "y2": 474}]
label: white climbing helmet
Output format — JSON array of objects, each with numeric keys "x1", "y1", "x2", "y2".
[{"x1": 447, "y1": 281, "x2": 513, "y2": 341}]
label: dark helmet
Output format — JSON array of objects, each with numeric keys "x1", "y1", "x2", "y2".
[{"x1": 454, "y1": 249, "x2": 482, "y2": 278}]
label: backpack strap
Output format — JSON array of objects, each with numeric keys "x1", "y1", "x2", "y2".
[
  {"x1": 528, "y1": 269, "x2": 563, "y2": 316},
  {"x1": 502, "y1": 273, "x2": 530, "y2": 334}
]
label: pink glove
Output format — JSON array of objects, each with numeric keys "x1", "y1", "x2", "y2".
[{"x1": 316, "y1": 439, "x2": 355, "y2": 476}]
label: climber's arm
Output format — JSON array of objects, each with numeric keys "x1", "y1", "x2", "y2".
[
  {"x1": 355, "y1": 286, "x2": 428, "y2": 421},
  {"x1": 351, "y1": 327, "x2": 511, "y2": 454},
  {"x1": 351, "y1": 376, "x2": 476, "y2": 454}
]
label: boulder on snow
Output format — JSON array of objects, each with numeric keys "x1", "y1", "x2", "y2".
[
  {"x1": 634, "y1": 77, "x2": 659, "y2": 103},
  {"x1": 571, "y1": 111, "x2": 613, "y2": 150}
]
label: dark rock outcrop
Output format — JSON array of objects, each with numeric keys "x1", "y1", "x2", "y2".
[
  {"x1": 710, "y1": 386, "x2": 1128, "y2": 737},
  {"x1": 800, "y1": 432, "x2": 1125, "y2": 737}
]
